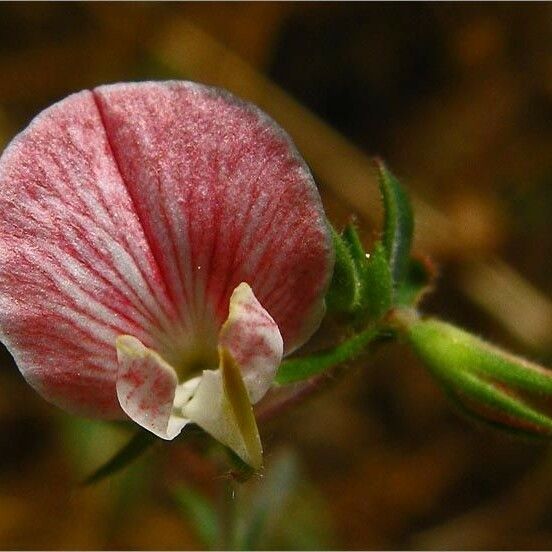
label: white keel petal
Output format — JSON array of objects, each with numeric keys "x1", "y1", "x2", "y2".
[{"x1": 183, "y1": 348, "x2": 262, "y2": 469}]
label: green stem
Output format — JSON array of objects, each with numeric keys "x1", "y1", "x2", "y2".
[{"x1": 82, "y1": 430, "x2": 155, "y2": 486}]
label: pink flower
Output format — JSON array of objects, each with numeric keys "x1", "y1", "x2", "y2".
[{"x1": 0, "y1": 82, "x2": 333, "y2": 467}]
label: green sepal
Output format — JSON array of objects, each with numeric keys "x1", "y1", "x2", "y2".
[
  {"x1": 330, "y1": 222, "x2": 394, "y2": 322},
  {"x1": 361, "y1": 241, "x2": 393, "y2": 320},
  {"x1": 275, "y1": 326, "x2": 382, "y2": 384},
  {"x1": 443, "y1": 384, "x2": 552, "y2": 441},
  {"x1": 342, "y1": 221, "x2": 368, "y2": 271},
  {"x1": 325, "y1": 224, "x2": 361, "y2": 313},
  {"x1": 407, "y1": 318, "x2": 552, "y2": 437},
  {"x1": 325, "y1": 222, "x2": 395, "y2": 322},
  {"x1": 450, "y1": 366, "x2": 552, "y2": 434},
  {"x1": 376, "y1": 159, "x2": 414, "y2": 288},
  {"x1": 82, "y1": 429, "x2": 156, "y2": 486},
  {"x1": 341, "y1": 222, "x2": 370, "y2": 315}
]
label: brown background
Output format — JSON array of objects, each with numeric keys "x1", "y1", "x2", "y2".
[{"x1": 0, "y1": 3, "x2": 551, "y2": 550}]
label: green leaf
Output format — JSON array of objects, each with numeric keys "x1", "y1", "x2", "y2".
[
  {"x1": 361, "y1": 241, "x2": 393, "y2": 319},
  {"x1": 174, "y1": 485, "x2": 219, "y2": 549},
  {"x1": 275, "y1": 326, "x2": 382, "y2": 384},
  {"x1": 377, "y1": 160, "x2": 414, "y2": 287},
  {"x1": 325, "y1": 225, "x2": 360, "y2": 313},
  {"x1": 82, "y1": 429, "x2": 156, "y2": 486}
]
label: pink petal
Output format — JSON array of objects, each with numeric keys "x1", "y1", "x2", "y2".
[
  {"x1": 219, "y1": 282, "x2": 283, "y2": 404},
  {"x1": 0, "y1": 91, "x2": 177, "y2": 418},
  {"x1": 0, "y1": 82, "x2": 333, "y2": 419},
  {"x1": 93, "y1": 82, "x2": 333, "y2": 353},
  {"x1": 116, "y1": 335, "x2": 188, "y2": 439}
]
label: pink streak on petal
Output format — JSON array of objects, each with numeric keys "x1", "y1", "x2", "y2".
[
  {"x1": 116, "y1": 335, "x2": 186, "y2": 439},
  {"x1": 0, "y1": 90, "x2": 177, "y2": 418},
  {"x1": 93, "y1": 82, "x2": 334, "y2": 354},
  {"x1": 219, "y1": 283, "x2": 283, "y2": 404}
]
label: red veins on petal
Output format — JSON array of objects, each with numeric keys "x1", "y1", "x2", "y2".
[
  {"x1": 0, "y1": 81, "x2": 334, "y2": 420},
  {"x1": 0, "y1": 91, "x2": 173, "y2": 418},
  {"x1": 93, "y1": 82, "x2": 333, "y2": 351}
]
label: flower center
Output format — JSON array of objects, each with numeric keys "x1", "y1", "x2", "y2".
[{"x1": 171, "y1": 345, "x2": 219, "y2": 382}]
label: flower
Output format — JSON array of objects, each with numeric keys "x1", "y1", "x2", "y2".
[{"x1": 0, "y1": 81, "x2": 334, "y2": 468}]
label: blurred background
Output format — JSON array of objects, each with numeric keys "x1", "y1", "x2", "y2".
[{"x1": 0, "y1": 2, "x2": 551, "y2": 549}]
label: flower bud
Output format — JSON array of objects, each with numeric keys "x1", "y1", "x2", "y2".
[{"x1": 407, "y1": 318, "x2": 552, "y2": 437}]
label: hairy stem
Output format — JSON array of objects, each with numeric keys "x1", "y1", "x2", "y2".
[
  {"x1": 275, "y1": 325, "x2": 384, "y2": 384},
  {"x1": 259, "y1": 326, "x2": 393, "y2": 423}
]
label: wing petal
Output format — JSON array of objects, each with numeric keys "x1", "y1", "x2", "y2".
[{"x1": 116, "y1": 335, "x2": 189, "y2": 439}]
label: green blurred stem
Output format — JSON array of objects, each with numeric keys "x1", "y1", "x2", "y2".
[
  {"x1": 82, "y1": 430, "x2": 155, "y2": 486},
  {"x1": 218, "y1": 478, "x2": 237, "y2": 551}
]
